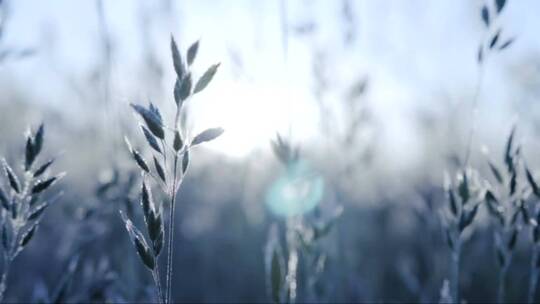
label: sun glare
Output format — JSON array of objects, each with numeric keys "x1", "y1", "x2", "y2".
[{"x1": 190, "y1": 80, "x2": 320, "y2": 158}]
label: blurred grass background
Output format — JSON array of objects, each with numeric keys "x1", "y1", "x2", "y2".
[{"x1": 1, "y1": 0, "x2": 540, "y2": 302}]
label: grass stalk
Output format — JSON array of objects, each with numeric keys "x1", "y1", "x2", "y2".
[
  {"x1": 285, "y1": 218, "x2": 299, "y2": 304},
  {"x1": 152, "y1": 265, "x2": 165, "y2": 304},
  {"x1": 450, "y1": 241, "x2": 461, "y2": 303},
  {"x1": 0, "y1": 255, "x2": 11, "y2": 302},
  {"x1": 123, "y1": 36, "x2": 221, "y2": 304},
  {"x1": 165, "y1": 154, "x2": 179, "y2": 304},
  {"x1": 0, "y1": 123, "x2": 62, "y2": 302}
]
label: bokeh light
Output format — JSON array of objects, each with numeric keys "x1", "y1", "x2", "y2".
[{"x1": 265, "y1": 160, "x2": 324, "y2": 217}]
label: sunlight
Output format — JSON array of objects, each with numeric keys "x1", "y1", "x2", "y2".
[{"x1": 190, "y1": 80, "x2": 320, "y2": 158}]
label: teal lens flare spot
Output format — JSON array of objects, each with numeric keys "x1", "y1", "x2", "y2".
[{"x1": 265, "y1": 161, "x2": 324, "y2": 217}]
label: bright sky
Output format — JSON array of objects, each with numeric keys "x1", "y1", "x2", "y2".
[{"x1": 3, "y1": 0, "x2": 540, "y2": 167}]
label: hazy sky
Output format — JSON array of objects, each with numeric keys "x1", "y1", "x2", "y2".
[{"x1": 2, "y1": 0, "x2": 540, "y2": 166}]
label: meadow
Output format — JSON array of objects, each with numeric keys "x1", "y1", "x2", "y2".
[{"x1": 1, "y1": 0, "x2": 540, "y2": 303}]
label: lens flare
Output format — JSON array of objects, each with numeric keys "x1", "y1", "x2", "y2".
[{"x1": 265, "y1": 161, "x2": 324, "y2": 217}]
